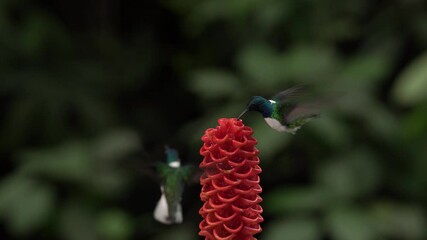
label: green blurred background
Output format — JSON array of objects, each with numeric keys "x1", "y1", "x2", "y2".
[{"x1": 1, "y1": 0, "x2": 427, "y2": 239}]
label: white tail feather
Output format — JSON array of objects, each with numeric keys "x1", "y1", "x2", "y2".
[{"x1": 153, "y1": 187, "x2": 183, "y2": 224}]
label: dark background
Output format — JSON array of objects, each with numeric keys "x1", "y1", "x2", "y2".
[{"x1": 1, "y1": 0, "x2": 427, "y2": 239}]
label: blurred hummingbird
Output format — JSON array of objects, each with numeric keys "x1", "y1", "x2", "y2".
[
  {"x1": 238, "y1": 85, "x2": 325, "y2": 134},
  {"x1": 153, "y1": 146, "x2": 193, "y2": 224}
]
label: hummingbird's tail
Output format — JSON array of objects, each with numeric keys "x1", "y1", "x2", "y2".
[{"x1": 153, "y1": 187, "x2": 183, "y2": 224}]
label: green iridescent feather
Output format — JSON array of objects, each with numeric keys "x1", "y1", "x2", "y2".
[{"x1": 157, "y1": 163, "x2": 193, "y2": 221}]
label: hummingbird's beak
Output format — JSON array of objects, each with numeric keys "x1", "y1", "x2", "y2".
[{"x1": 237, "y1": 109, "x2": 248, "y2": 119}]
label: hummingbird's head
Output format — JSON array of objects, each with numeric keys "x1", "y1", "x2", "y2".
[
  {"x1": 238, "y1": 96, "x2": 272, "y2": 119},
  {"x1": 165, "y1": 146, "x2": 181, "y2": 168}
]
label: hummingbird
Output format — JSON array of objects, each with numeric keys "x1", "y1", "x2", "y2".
[
  {"x1": 238, "y1": 85, "x2": 324, "y2": 134},
  {"x1": 153, "y1": 146, "x2": 193, "y2": 224}
]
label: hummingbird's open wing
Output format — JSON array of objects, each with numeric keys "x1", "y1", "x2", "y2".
[
  {"x1": 271, "y1": 84, "x2": 307, "y2": 102},
  {"x1": 283, "y1": 103, "x2": 321, "y2": 123},
  {"x1": 270, "y1": 84, "x2": 317, "y2": 123},
  {"x1": 178, "y1": 165, "x2": 201, "y2": 185},
  {"x1": 282, "y1": 92, "x2": 343, "y2": 124},
  {"x1": 138, "y1": 162, "x2": 165, "y2": 183},
  {"x1": 273, "y1": 84, "x2": 344, "y2": 124}
]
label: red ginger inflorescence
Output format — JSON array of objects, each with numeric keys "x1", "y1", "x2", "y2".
[{"x1": 199, "y1": 118, "x2": 263, "y2": 240}]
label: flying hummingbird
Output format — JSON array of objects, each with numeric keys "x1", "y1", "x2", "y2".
[
  {"x1": 238, "y1": 85, "x2": 327, "y2": 134},
  {"x1": 153, "y1": 146, "x2": 193, "y2": 224}
]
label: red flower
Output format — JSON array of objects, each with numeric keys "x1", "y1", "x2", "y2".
[{"x1": 199, "y1": 118, "x2": 263, "y2": 240}]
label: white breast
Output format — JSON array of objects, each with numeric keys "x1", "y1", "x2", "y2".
[
  {"x1": 264, "y1": 118, "x2": 299, "y2": 134},
  {"x1": 153, "y1": 186, "x2": 183, "y2": 224},
  {"x1": 264, "y1": 118, "x2": 287, "y2": 132}
]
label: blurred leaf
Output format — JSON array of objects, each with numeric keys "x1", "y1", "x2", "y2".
[
  {"x1": 263, "y1": 218, "x2": 321, "y2": 240},
  {"x1": 92, "y1": 130, "x2": 141, "y2": 163},
  {"x1": 360, "y1": 101, "x2": 401, "y2": 142},
  {"x1": 18, "y1": 130, "x2": 136, "y2": 196},
  {"x1": 335, "y1": 91, "x2": 374, "y2": 116},
  {"x1": 254, "y1": 0, "x2": 290, "y2": 32},
  {"x1": 186, "y1": 0, "x2": 263, "y2": 31},
  {"x1": 0, "y1": 176, "x2": 54, "y2": 235},
  {"x1": 326, "y1": 205, "x2": 376, "y2": 240},
  {"x1": 317, "y1": 150, "x2": 380, "y2": 199},
  {"x1": 98, "y1": 210, "x2": 133, "y2": 240},
  {"x1": 0, "y1": 96, "x2": 36, "y2": 151},
  {"x1": 371, "y1": 202, "x2": 426, "y2": 239},
  {"x1": 87, "y1": 170, "x2": 128, "y2": 197},
  {"x1": 60, "y1": 201, "x2": 98, "y2": 240},
  {"x1": 7, "y1": 184, "x2": 54, "y2": 235},
  {"x1": 264, "y1": 187, "x2": 328, "y2": 214},
  {"x1": 0, "y1": 176, "x2": 36, "y2": 215},
  {"x1": 338, "y1": 50, "x2": 394, "y2": 91},
  {"x1": 310, "y1": 114, "x2": 350, "y2": 147},
  {"x1": 402, "y1": 105, "x2": 427, "y2": 140},
  {"x1": 237, "y1": 44, "x2": 286, "y2": 90},
  {"x1": 281, "y1": 45, "x2": 338, "y2": 82},
  {"x1": 19, "y1": 13, "x2": 54, "y2": 56},
  {"x1": 238, "y1": 44, "x2": 337, "y2": 91},
  {"x1": 19, "y1": 142, "x2": 92, "y2": 182},
  {"x1": 392, "y1": 51, "x2": 427, "y2": 105},
  {"x1": 188, "y1": 69, "x2": 242, "y2": 99},
  {"x1": 88, "y1": 131, "x2": 139, "y2": 196},
  {"x1": 151, "y1": 224, "x2": 198, "y2": 240}
]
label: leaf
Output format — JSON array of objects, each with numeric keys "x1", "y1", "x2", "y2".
[
  {"x1": 392, "y1": 51, "x2": 427, "y2": 105},
  {"x1": 402, "y1": 106, "x2": 427, "y2": 140},
  {"x1": 254, "y1": 0, "x2": 290, "y2": 32},
  {"x1": 188, "y1": 69, "x2": 242, "y2": 99},
  {"x1": 316, "y1": 150, "x2": 380, "y2": 199},
  {"x1": 371, "y1": 202, "x2": 427, "y2": 239},
  {"x1": 0, "y1": 96, "x2": 36, "y2": 151},
  {"x1": 19, "y1": 13, "x2": 52, "y2": 56},
  {"x1": 237, "y1": 44, "x2": 338, "y2": 91},
  {"x1": 92, "y1": 130, "x2": 141, "y2": 163},
  {"x1": 7, "y1": 184, "x2": 54, "y2": 235},
  {"x1": 19, "y1": 142, "x2": 92, "y2": 182},
  {"x1": 310, "y1": 114, "x2": 350, "y2": 148},
  {"x1": 0, "y1": 176, "x2": 54, "y2": 235},
  {"x1": 186, "y1": 0, "x2": 263, "y2": 32},
  {"x1": 237, "y1": 44, "x2": 288, "y2": 90},
  {"x1": 98, "y1": 210, "x2": 133, "y2": 240},
  {"x1": 151, "y1": 224, "x2": 198, "y2": 240},
  {"x1": 280, "y1": 45, "x2": 338, "y2": 82},
  {"x1": 0, "y1": 176, "x2": 36, "y2": 215},
  {"x1": 362, "y1": 102, "x2": 400, "y2": 141},
  {"x1": 87, "y1": 170, "x2": 128, "y2": 197},
  {"x1": 263, "y1": 217, "x2": 321, "y2": 240},
  {"x1": 60, "y1": 201, "x2": 98, "y2": 240},
  {"x1": 264, "y1": 187, "x2": 329, "y2": 214},
  {"x1": 326, "y1": 205, "x2": 377, "y2": 240},
  {"x1": 338, "y1": 50, "x2": 394, "y2": 91}
]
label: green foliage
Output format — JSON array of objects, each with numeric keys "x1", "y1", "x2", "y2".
[
  {"x1": 392, "y1": 51, "x2": 427, "y2": 105},
  {"x1": 263, "y1": 218, "x2": 321, "y2": 240},
  {"x1": 98, "y1": 210, "x2": 134, "y2": 240},
  {"x1": 60, "y1": 201, "x2": 98, "y2": 240},
  {"x1": 326, "y1": 206, "x2": 376, "y2": 240},
  {"x1": 264, "y1": 187, "x2": 328, "y2": 214},
  {"x1": 1, "y1": 0, "x2": 427, "y2": 239},
  {"x1": 189, "y1": 69, "x2": 242, "y2": 99},
  {"x1": 371, "y1": 202, "x2": 426, "y2": 239},
  {"x1": 0, "y1": 176, "x2": 54, "y2": 236}
]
